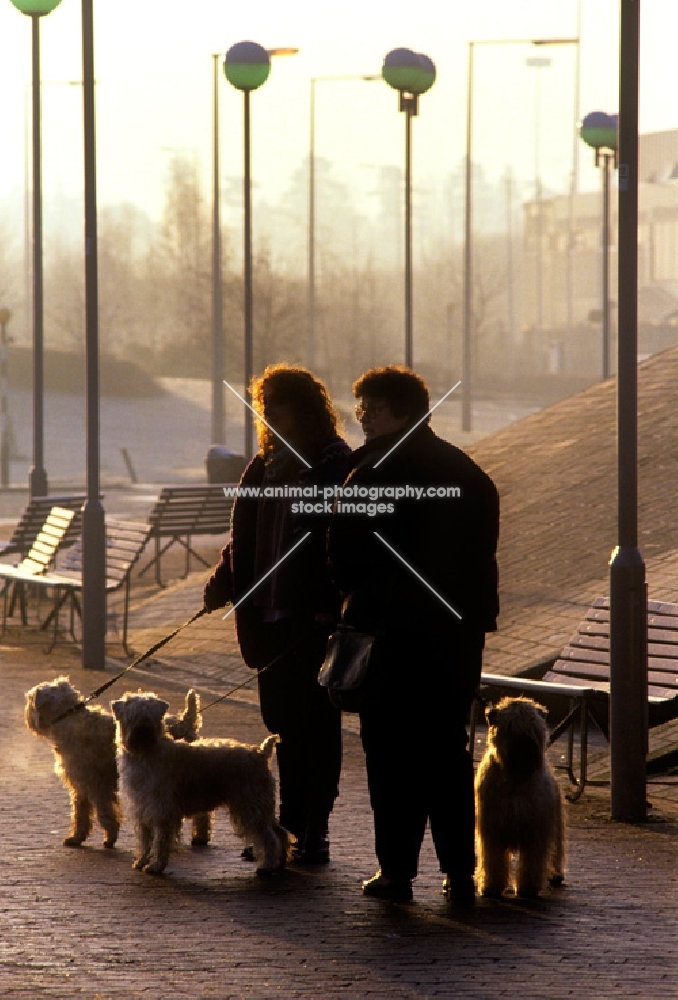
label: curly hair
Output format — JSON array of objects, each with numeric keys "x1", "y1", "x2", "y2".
[
  {"x1": 352, "y1": 365, "x2": 430, "y2": 422},
  {"x1": 250, "y1": 364, "x2": 341, "y2": 459}
]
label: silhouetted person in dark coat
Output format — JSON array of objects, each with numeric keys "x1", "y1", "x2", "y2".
[
  {"x1": 204, "y1": 365, "x2": 351, "y2": 864},
  {"x1": 328, "y1": 366, "x2": 499, "y2": 904}
]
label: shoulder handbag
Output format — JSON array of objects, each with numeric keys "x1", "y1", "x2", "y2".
[{"x1": 318, "y1": 626, "x2": 375, "y2": 713}]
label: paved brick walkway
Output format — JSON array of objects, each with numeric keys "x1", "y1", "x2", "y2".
[{"x1": 2, "y1": 586, "x2": 677, "y2": 998}]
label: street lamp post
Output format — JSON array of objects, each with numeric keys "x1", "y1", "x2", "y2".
[
  {"x1": 462, "y1": 37, "x2": 578, "y2": 431},
  {"x1": 80, "y1": 0, "x2": 106, "y2": 670},
  {"x1": 308, "y1": 74, "x2": 380, "y2": 371},
  {"x1": 580, "y1": 111, "x2": 618, "y2": 380},
  {"x1": 211, "y1": 53, "x2": 225, "y2": 447},
  {"x1": 224, "y1": 42, "x2": 297, "y2": 461},
  {"x1": 526, "y1": 55, "x2": 551, "y2": 372},
  {"x1": 0, "y1": 308, "x2": 11, "y2": 488},
  {"x1": 382, "y1": 48, "x2": 435, "y2": 370},
  {"x1": 9, "y1": 0, "x2": 64, "y2": 498},
  {"x1": 609, "y1": 0, "x2": 647, "y2": 823}
]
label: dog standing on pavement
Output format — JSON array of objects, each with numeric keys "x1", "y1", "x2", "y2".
[
  {"x1": 24, "y1": 676, "x2": 121, "y2": 849},
  {"x1": 24, "y1": 677, "x2": 204, "y2": 849},
  {"x1": 112, "y1": 691, "x2": 292, "y2": 876},
  {"x1": 474, "y1": 696, "x2": 565, "y2": 898}
]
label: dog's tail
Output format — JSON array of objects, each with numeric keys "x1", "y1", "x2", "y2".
[
  {"x1": 259, "y1": 734, "x2": 279, "y2": 760},
  {"x1": 165, "y1": 689, "x2": 202, "y2": 743}
]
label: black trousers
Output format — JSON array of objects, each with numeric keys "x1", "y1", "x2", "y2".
[
  {"x1": 359, "y1": 630, "x2": 484, "y2": 881},
  {"x1": 255, "y1": 616, "x2": 342, "y2": 843}
]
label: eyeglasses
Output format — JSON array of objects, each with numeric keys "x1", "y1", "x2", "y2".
[{"x1": 354, "y1": 401, "x2": 388, "y2": 421}]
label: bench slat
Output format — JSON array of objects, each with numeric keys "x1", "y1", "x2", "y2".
[
  {"x1": 551, "y1": 658, "x2": 678, "y2": 690},
  {"x1": 576, "y1": 622, "x2": 678, "y2": 645}
]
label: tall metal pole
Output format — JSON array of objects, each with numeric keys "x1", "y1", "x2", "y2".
[
  {"x1": 505, "y1": 169, "x2": 516, "y2": 380},
  {"x1": 609, "y1": 0, "x2": 647, "y2": 822},
  {"x1": 528, "y1": 58, "x2": 550, "y2": 371},
  {"x1": 211, "y1": 54, "x2": 225, "y2": 446},
  {"x1": 0, "y1": 309, "x2": 11, "y2": 489},
  {"x1": 243, "y1": 89, "x2": 254, "y2": 461},
  {"x1": 462, "y1": 42, "x2": 473, "y2": 431},
  {"x1": 29, "y1": 14, "x2": 48, "y2": 499},
  {"x1": 602, "y1": 152, "x2": 611, "y2": 380},
  {"x1": 81, "y1": 0, "x2": 106, "y2": 670},
  {"x1": 566, "y1": 2, "x2": 583, "y2": 365},
  {"x1": 308, "y1": 78, "x2": 316, "y2": 370},
  {"x1": 404, "y1": 98, "x2": 413, "y2": 368}
]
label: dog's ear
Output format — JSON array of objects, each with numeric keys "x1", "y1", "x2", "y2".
[
  {"x1": 151, "y1": 699, "x2": 170, "y2": 722},
  {"x1": 111, "y1": 699, "x2": 124, "y2": 720},
  {"x1": 33, "y1": 686, "x2": 48, "y2": 709},
  {"x1": 486, "y1": 707, "x2": 498, "y2": 725},
  {"x1": 535, "y1": 702, "x2": 548, "y2": 721}
]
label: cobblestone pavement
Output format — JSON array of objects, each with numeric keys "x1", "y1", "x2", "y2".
[{"x1": 2, "y1": 575, "x2": 677, "y2": 999}]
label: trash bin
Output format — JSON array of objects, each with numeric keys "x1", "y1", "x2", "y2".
[{"x1": 206, "y1": 446, "x2": 246, "y2": 484}]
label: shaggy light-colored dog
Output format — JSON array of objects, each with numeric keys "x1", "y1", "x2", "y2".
[
  {"x1": 475, "y1": 696, "x2": 565, "y2": 898},
  {"x1": 112, "y1": 691, "x2": 292, "y2": 876},
  {"x1": 24, "y1": 676, "x2": 204, "y2": 849},
  {"x1": 24, "y1": 676, "x2": 121, "y2": 848}
]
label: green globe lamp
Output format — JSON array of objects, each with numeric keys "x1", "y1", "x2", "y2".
[
  {"x1": 381, "y1": 47, "x2": 436, "y2": 368},
  {"x1": 9, "y1": 0, "x2": 61, "y2": 11},
  {"x1": 224, "y1": 41, "x2": 272, "y2": 460},
  {"x1": 224, "y1": 41, "x2": 271, "y2": 91},
  {"x1": 580, "y1": 111, "x2": 618, "y2": 380}
]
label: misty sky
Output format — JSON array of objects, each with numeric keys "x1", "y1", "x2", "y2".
[{"x1": 0, "y1": 0, "x2": 676, "y2": 232}]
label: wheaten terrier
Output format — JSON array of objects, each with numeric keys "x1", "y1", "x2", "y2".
[
  {"x1": 24, "y1": 676, "x2": 121, "y2": 848},
  {"x1": 475, "y1": 696, "x2": 565, "y2": 898},
  {"x1": 25, "y1": 677, "x2": 204, "y2": 849},
  {"x1": 112, "y1": 691, "x2": 292, "y2": 876}
]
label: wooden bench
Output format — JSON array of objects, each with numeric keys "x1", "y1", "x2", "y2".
[
  {"x1": 0, "y1": 507, "x2": 77, "y2": 630},
  {"x1": 138, "y1": 484, "x2": 235, "y2": 586},
  {"x1": 471, "y1": 597, "x2": 678, "y2": 801},
  {"x1": 0, "y1": 494, "x2": 85, "y2": 560},
  {"x1": 35, "y1": 518, "x2": 151, "y2": 655}
]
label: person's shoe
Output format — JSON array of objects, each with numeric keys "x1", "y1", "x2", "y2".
[
  {"x1": 293, "y1": 833, "x2": 330, "y2": 865},
  {"x1": 362, "y1": 870, "x2": 413, "y2": 903},
  {"x1": 442, "y1": 874, "x2": 476, "y2": 910}
]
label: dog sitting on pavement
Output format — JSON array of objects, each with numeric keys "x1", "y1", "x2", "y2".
[
  {"x1": 112, "y1": 691, "x2": 292, "y2": 876},
  {"x1": 474, "y1": 696, "x2": 565, "y2": 898},
  {"x1": 24, "y1": 677, "x2": 204, "y2": 850}
]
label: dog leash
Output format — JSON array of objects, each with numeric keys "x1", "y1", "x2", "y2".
[{"x1": 51, "y1": 606, "x2": 209, "y2": 723}]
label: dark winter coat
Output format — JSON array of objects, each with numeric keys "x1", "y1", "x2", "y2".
[
  {"x1": 204, "y1": 436, "x2": 352, "y2": 669},
  {"x1": 328, "y1": 423, "x2": 499, "y2": 641}
]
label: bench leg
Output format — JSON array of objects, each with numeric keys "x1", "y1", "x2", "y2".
[
  {"x1": 119, "y1": 575, "x2": 132, "y2": 657},
  {"x1": 547, "y1": 697, "x2": 589, "y2": 801},
  {"x1": 564, "y1": 697, "x2": 588, "y2": 803},
  {"x1": 44, "y1": 586, "x2": 62, "y2": 654},
  {"x1": 1, "y1": 582, "x2": 9, "y2": 635},
  {"x1": 138, "y1": 536, "x2": 176, "y2": 588},
  {"x1": 8, "y1": 582, "x2": 28, "y2": 626},
  {"x1": 41, "y1": 588, "x2": 71, "y2": 632}
]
